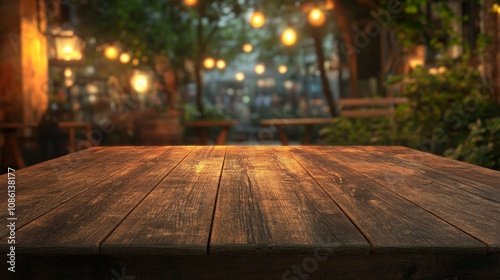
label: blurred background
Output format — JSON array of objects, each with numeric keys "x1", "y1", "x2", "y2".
[{"x1": 0, "y1": 0, "x2": 499, "y2": 171}]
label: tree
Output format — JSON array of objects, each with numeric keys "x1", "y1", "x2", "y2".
[{"x1": 78, "y1": 0, "x2": 250, "y2": 118}]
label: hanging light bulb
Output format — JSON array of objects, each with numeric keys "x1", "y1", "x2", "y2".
[
  {"x1": 278, "y1": 65, "x2": 288, "y2": 74},
  {"x1": 184, "y1": 0, "x2": 198, "y2": 6},
  {"x1": 216, "y1": 59, "x2": 226, "y2": 70},
  {"x1": 249, "y1": 10, "x2": 265, "y2": 28},
  {"x1": 281, "y1": 27, "x2": 297, "y2": 46},
  {"x1": 119, "y1": 53, "x2": 131, "y2": 63},
  {"x1": 104, "y1": 45, "x2": 119, "y2": 59},
  {"x1": 242, "y1": 43, "x2": 253, "y2": 53},
  {"x1": 235, "y1": 72, "x2": 245, "y2": 81},
  {"x1": 203, "y1": 57, "x2": 215, "y2": 69},
  {"x1": 255, "y1": 64, "x2": 265, "y2": 75},
  {"x1": 308, "y1": 8, "x2": 326, "y2": 27}
]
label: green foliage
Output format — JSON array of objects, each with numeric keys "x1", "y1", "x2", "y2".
[
  {"x1": 445, "y1": 118, "x2": 500, "y2": 170},
  {"x1": 319, "y1": 117, "x2": 393, "y2": 146},
  {"x1": 391, "y1": 55, "x2": 500, "y2": 155},
  {"x1": 183, "y1": 103, "x2": 225, "y2": 122}
]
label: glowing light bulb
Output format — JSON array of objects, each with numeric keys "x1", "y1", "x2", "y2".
[
  {"x1": 255, "y1": 64, "x2": 265, "y2": 75},
  {"x1": 119, "y1": 53, "x2": 131, "y2": 63},
  {"x1": 104, "y1": 46, "x2": 118, "y2": 59},
  {"x1": 278, "y1": 65, "x2": 288, "y2": 74},
  {"x1": 250, "y1": 11, "x2": 265, "y2": 28},
  {"x1": 308, "y1": 8, "x2": 326, "y2": 27},
  {"x1": 184, "y1": 0, "x2": 197, "y2": 6},
  {"x1": 281, "y1": 27, "x2": 297, "y2": 46},
  {"x1": 242, "y1": 43, "x2": 253, "y2": 53},
  {"x1": 204, "y1": 57, "x2": 215, "y2": 69},
  {"x1": 235, "y1": 72, "x2": 245, "y2": 81},
  {"x1": 216, "y1": 59, "x2": 226, "y2": 70}
]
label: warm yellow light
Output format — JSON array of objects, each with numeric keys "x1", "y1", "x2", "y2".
[
  {"x1": 131, "y1": 73, "x2": 149, "y2": 93},
  {"x1": 255, "y1": 64, "x2": 265, "y2": 75},
  {"x1": 132, "y1": 58, "x2": 139, "y2": 66},
  {"x1": 63, "y1": 45, "x2": 73, "y2": 55},
  {"x1": 326, "y1": 0, "x2": 335, "y2": 10},
  {"x1": 250, "y1": 11, "x2": 265, "y2": 28},
  {"x1": 216, "y1": 59, "x2": 226, "y2": 70},
  {"x1": 204, "y1": 57, "x2": 215, "y2": 69},
  {"x1": 409, "y1": 58, "x2": 424, "y2": 69},
  {"x1": 281, "y1": 27, "x2": 297, "y2": 46},
  {"x1": 235, "y1": 72, "x2": 245, "y2": 81},
  {"x1": 278, "y1": 65, "x2": 288, "y2": 74},
  {"x1": 242, "y1": 43, "x2": 253, "y2": 53},
  {"x1": 308, "y1": 8, "x2": 326, "y2": 27},
  {"x1": 64, "y1": 68, "x2": 73, "y2": 77},
  {"x1": 104, "y1": 46, "x2": 119, "y2": 59},
  {"x1": 184, "y1": 0, "x2": 197, "y2": 6},
  {"x1": 119, "y1": 53, "x2": 131, "y2": 63}
]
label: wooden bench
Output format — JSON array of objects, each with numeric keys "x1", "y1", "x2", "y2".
[{"x1": 260, "y1": 97, "x2": 408, "y2": 145}]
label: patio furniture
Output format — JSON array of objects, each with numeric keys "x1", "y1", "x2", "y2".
[
  {"x1": 260, "y1": 97, "x2": 409, "y2": 145},
  {"x1": 1, "y1": 146, "x2": 498, "y2": 279},
  {"x1": 0, "y1": 121, "x2": 93, "y2": 168}
]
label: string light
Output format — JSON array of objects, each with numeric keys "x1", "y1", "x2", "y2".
[
  {"x1": 281, "y1": 27, "x2": 297, "y2": 46},
  {"x1": 278, "y1": 65, "x2": 288, "y2": 74},
  {"x1": 250, "y1": 10, "x2": 265, "y2": 28},
  {"x1": 308, "y1": 8, "x2": 326, "y2": 27},
  {"x1": 216, "y1": 59, "x2": 226, "y2": 70},
  {"x1": 203, "y1": 57, "x2": 215, "y2": 69},
  {"x1": 104, "y1": 45, "x2": 119, "y2": 59},
  {"x1": 235, "y1": 72, "x2": 245, "y2": 81},
  {"x1": 255, "y1": 64, "x2": 265, "y2": 75},
  {"x1": 119, "y1": 53, "x2": 131, "y2": 63},
  {"x1": 184, "y1": 0, "x2": 197, "y2": 6},
  {"x1": 242, "y1": 43, "x2": 253, "y2": 53}
]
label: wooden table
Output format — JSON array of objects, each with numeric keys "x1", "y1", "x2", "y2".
[
  {"x1": 1, "y1": 122, "x2": 93, "y2": 168},
  {"x1": 183, "y1": 120, "x2": 236, "y2": 145},
  {"x1": 260, "y1": 118, "x2": 333, "y2": 145},
  {"x1": 1, "y1": 146, "x2": 499, "y2": 279}
]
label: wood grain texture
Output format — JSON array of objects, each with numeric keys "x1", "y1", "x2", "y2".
[
  {"x1": 101, "y1": 146, "x2": 226, "y2": 255},
  {"x1": 210, "y1": 146, "x2": 369, "y2": 255},
  {"x1": 357, "y1": 146, "x2": 500, "y2": 194},
  {"x1": 0, "y1": 147, "x2": 158, "y2": 239},
  {"x1": 286, "y1": 146, "x2": 486, "y2": 253},
  {"x1": 327, "y1": 146, "x2": 500, "y2": 251},
  {"x1": 1, "y1": 147, "x2": 187, "y2": 254}
]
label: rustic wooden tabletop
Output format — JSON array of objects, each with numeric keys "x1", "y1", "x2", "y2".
[{"x1": 1, "y1": 146, "x2": 499, "y2": 279}]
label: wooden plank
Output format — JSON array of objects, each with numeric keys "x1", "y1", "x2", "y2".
[
  {"x1": 260, "y1": 118, "x2": 332, "y2": 126},
  {"x1": 0, "y1": 147, "x2": 160, "y2": 239},
  {"x1": 0, "y1": 146, "x2": 188, "y2": 254},
  {"x1": 286, "y1": 147, "x2": 486, "y2": 253},
  {"x1": 210, "y1": 146, "x2": 369, "y2": 255},
  {"x1": 354, "y1": 146, "x2": 500, "y2": 202},
  {"x1": 340, "y1": 109, "x2": 393, "y2": 118},
  {"x1": 324, "y1": 146, "x2": 500, "y2": 251},
  {"x1": 358, "y1": 146, "x2": 500, "y2": 190},
  {"x1": 339, "y1": 97, "x2": 408, "y2": 106},
  {"x1": 101, "y1": 146, "x2": 226, "y2": 255},
  {"x1": 183, "y1": 120, "x2": 237, "y2": 127}
]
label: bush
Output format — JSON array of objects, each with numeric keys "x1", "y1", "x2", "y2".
[
  {"x1": 319, "y1": 117, "x2": 393, "y2": 146},
  {"x1": 445, "y1": 118, "x2": 500, "y2": 170}
]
